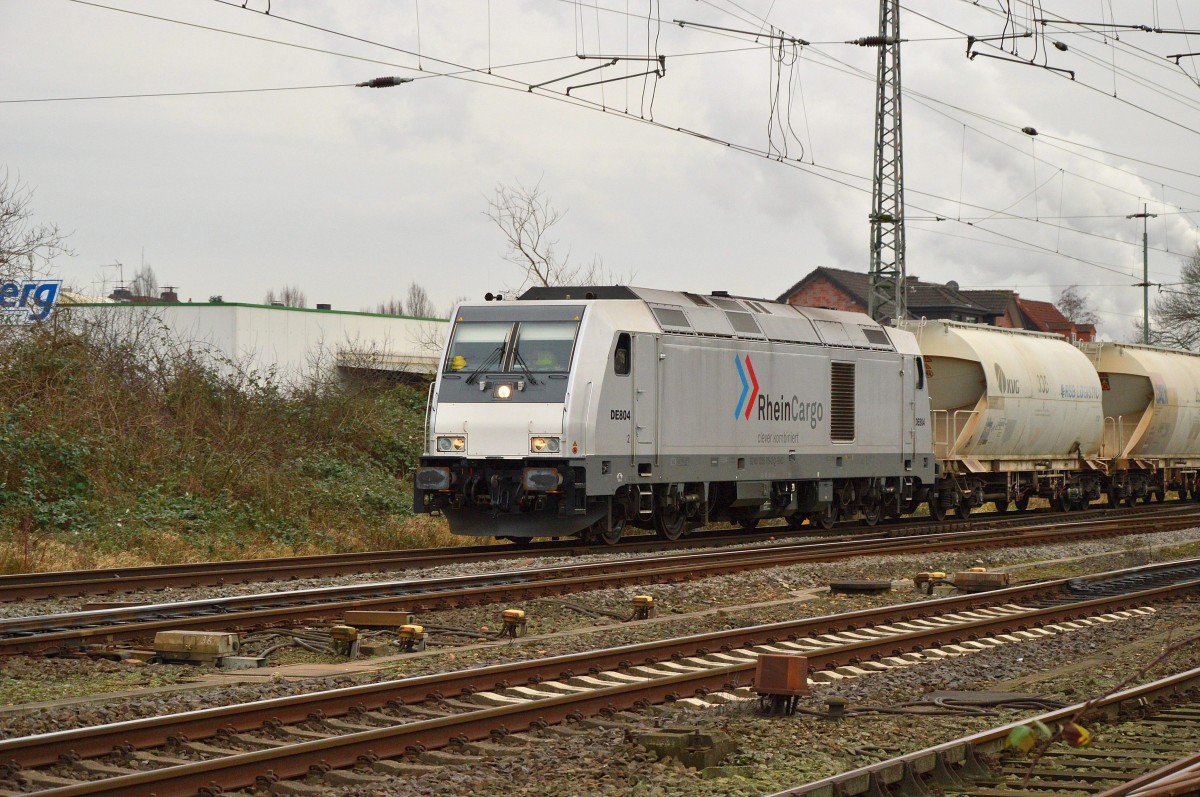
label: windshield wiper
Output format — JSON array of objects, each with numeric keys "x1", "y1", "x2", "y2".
[
  {"x1": 511, "y1": 349, "x2": 539, "y2": 386},
  {"x1": 465, "y1": 344, "x2": 504, "y2": 385}
]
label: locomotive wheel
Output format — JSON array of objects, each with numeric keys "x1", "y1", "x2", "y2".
[
  {"x1": 812, "y1": 505, "x2": 839, "y2": 530},
  {"x1": 1014, "y1": 494, "x2": 1030, "y2": 512},
  {"x1": 502, "y1": 536, "x2": 534, "y2": 547},
  {"x1": 655, "y1": 505, "x2": 687, "y2": 541},
  {"x1": 1124, "y1": 495, "x2": 1137, "y2": 508},
  {"x1": 738, "y1": 518, "x2": 761, "y2": 531},
  {"x1": 597, "y1": 506, "x2": 626, "y2": 546},
  {"x1": 861, "y1": 501, "x2": 881, "y2": 526},
  {"x1": 928, "y1": 497, "x2": 947, "y2": 522},
  {"x1": 785, "y1": 514, "x2": 807, "y2": 530}
]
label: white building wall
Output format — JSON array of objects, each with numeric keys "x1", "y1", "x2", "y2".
[{"x1": 68, "y1": 302, "x2": 448, "y2": 385}]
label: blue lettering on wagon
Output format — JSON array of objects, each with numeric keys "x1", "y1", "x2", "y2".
[{"x1": 1059, "y1": 383, "x2": 1101, "y2": 401}]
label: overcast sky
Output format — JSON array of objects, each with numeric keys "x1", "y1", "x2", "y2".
[{"x1": 4, "y1": 0, "x2": 1199, "y2": 338}]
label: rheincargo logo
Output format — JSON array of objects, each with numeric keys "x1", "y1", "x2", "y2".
[
  {"x1": 735, "y1": 353, "x2": 825, "y2": 429},
  {"x1": 734, "y1": 354, "x2": 759, "y2": 419}
]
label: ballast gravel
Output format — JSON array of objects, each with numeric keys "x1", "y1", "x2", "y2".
[{"x1": 0, "y1": 528, "x2": 1198, "y2": 796}]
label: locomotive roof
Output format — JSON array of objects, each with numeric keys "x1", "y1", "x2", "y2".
[{"x1": 513, "y1": 286, "x2": 899, "y2": 351}]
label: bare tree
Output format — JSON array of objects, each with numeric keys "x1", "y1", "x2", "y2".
[
  {"x1": 405, "y1": 281, "x2": 435, "y2": 318},
  {"x1": 0, "y1": 169, "x2": 72, "y2": 281},
  {"x1": 374, "y1": 297, "x2": 405, "y2": 316},
  {"x1": 1151, "y1": 249, "x2": 1200, "y2": 350},
  {"x1": 1056, "y1": 284, "x2": 1100, "y2": 325},
  {"x1": 130, "y1": 264, "x2": 158, "y2": 298},
  {"x1": 485, "y1": 179, "x2": 610, "y2": 293},
  {"x1": 264, "y1": 285, "x2": 307, "y2": 308}
]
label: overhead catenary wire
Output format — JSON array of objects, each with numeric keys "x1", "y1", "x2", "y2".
[
  {"x1": 26, "y1": 1, "x2": 1200, "y2": 311},
  {"x1": 52, "y1": 0, "x2": 1200, "y2": 212}
]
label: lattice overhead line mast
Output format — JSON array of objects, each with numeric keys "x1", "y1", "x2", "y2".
[{"x1": 855, "y1": 0, "x2": 906, "y2": 323}]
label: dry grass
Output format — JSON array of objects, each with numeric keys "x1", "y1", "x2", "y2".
[{"x1": 0, "y1": 311, "x2": 453, "y2": 571}]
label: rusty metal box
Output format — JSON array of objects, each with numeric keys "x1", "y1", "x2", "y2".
[
  {"x1": 754, "y1": 653, "x2": 809, "y2": 696},
  {"x1": 343, "y1": 610, "x2": 415, "y2": 629}
]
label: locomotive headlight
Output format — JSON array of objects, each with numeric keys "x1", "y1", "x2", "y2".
[
  {"x1": 530, "y1": 436, "x2": 561, "y2": 453},
  {"x1": 436, "y1": 435, "x2": 466, "y2": 452},
  {"x1": 495, "y1": 383, "x2": 513, "y2": 400}
]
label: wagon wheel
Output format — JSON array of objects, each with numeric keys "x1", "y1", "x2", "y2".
[
  {"x1": 1056, "y1": 492, "x2": 1072, "y2": 512},
  {"x1": 785, "y1": 514, "x2": 807, "y2": 530},
  {"x1": 993, "y1": 499, "x2": 1010, "y2": 514},
  {"x1": 1014, "y1": 493, "x2": 1030, "y2": 513},
  {"x1": 655, "y1": 504, "x2": 687, "y2": 541},
  {"x1": 928, "y1": 496, "x2": 948, "y2": 522},
  {"x1": 738, "y1": 518, "x2": 761, "y2": 531},
  {"x1": 502, "y1": 536, "x2": 534, "y2": 547},
  {"x1": 861, "y1": 499, "x2": 882, "y2": 527},
  {"x1": 1123, "y1": 495, "x2": 1138, "y2": 508},
  {"x1": 812, "y1": 505, "x2": 839, "y2": 530},
  {"x1": 954, "y1": 500, "x2": 971, "y2": 520},
  {"x1": 1153, "y1": 490, "x2": 1165, "y2": 503},
  {"x1": 596, "y1": 505, "x2": 626, "y2": 546}
]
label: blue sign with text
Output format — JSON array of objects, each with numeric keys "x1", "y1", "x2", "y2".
[{"x1": 0, "y1": 280, "x2": 62, "y2": 324}]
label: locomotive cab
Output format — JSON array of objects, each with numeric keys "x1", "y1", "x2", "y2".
[{"x1": 414, "y1": 299, "x2": 617, "y2": 538}]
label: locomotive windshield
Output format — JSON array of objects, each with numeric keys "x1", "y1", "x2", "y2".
[
  {"x1": 513, "y1": 321, "x2": 578, "y2": 373},
  {"x1": 443, "y1": 318, "x2": 580, "y2": 374},
  {"x1": 444, "y1": 321, "x2": 511, "y2": 374}
]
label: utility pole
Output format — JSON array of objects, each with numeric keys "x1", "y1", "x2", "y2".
[
  {"x1": 857, "y1": 0, "x2": 906, "y2": 323},
  {"x1": 1127, "y1": 204, "x2": 1157, "y2": 344}
]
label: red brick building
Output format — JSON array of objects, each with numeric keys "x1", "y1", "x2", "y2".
[{"x1": 777, "y1": 267, "x2": 1095, "y2": 342}]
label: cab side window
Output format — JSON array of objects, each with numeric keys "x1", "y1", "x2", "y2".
[{"x1": 614, "y1": 333, "x2": 631, "y2": 376}]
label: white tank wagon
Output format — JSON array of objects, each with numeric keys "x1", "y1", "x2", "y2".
[
  {"x1": 897, "y1": 319, "x2": 1105, "y2": 516},
  {"x1": 415, "y1": 287, "x2": 937, "y2": 543},
  {"x1": 1080, "y1": 341, "x2": 1200, "y2": 503}
]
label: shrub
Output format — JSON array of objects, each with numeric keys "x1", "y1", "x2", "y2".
[{"x1": 0, "y1": 312, "x2": 452, "y2": 569}]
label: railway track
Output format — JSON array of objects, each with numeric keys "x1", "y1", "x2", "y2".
[
  {"x1": 0, "y1": 502, "x2": 1184, "y2": 603},
  {"x1": 1, "y1": 561, "x2": 1196, "y2": 796},
  {"x1": 768, "y1": 667, "x2": 1200, "y2": 797},
  {"x1": 4, "y1": 507, "x2": 1199, "y2": 656}
]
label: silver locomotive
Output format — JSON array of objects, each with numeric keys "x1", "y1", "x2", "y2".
[{"x1": 414, "y1": 286, "x2": 937, "y2": 542}]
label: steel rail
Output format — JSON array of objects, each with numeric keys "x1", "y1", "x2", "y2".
[
  {"x1": 1099, "y1": 752, "x2": 1200, "y2": 797},
  {"x1": 12, "y1": 578, "x2": 1198, "y2": 796},
  {"x1": 0, "y1": 503, "x2": 1184, "y2": 602},
  {"x1": 765, "y1": 668, "x2": 1200, "y2": 797},
  {"x1": 1, "y1": 511, "x2": 1198, "y2": 655}
]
